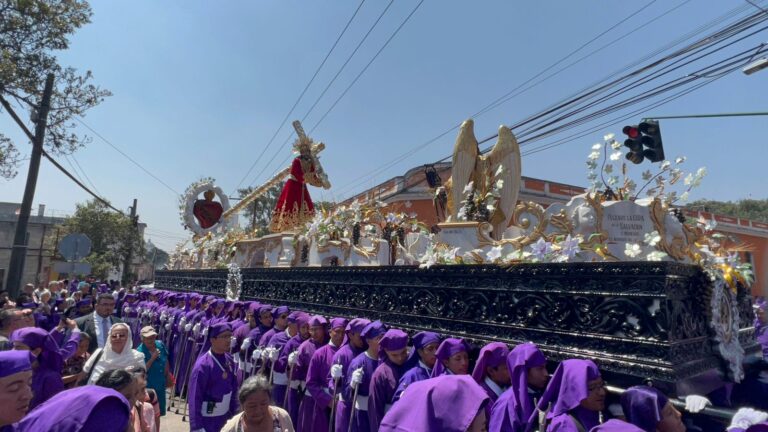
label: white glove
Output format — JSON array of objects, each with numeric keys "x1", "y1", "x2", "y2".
[
  {"x1": 202, "y1": 326, "x2": 209, "y2": 337},
  {"x1": 728, "y1": 408, "x2": 768, "y2": 430},
  {"x1": 351, "y1": 367, "x2": 364, "y2": 387},
  {"x1": 192, "y1": 323, "x2": 201, "y2": 337},
  {"x1": 267, "y1": 347, "x2": 279, "y2": 362},
  {"x1": 184, "y1": 323, "x2": 193, "y2": 332},
  {"x1": 252, "y1": 348, "x2": 262, "y2": 361},
  {"x1": 331, "y1": 364, "x2": 343, "y2": 380},
  {"x1": 164, "y1": 323, "x2": 172, "y2": 332},
  {"x1": 124, "y1": 306, "x2": 133, "y2": 314},
  {"x1": 230, "y1": 337, "x2": 238, "y2": 349},
  {"x1": 241, "y1": 338, "x2": 251, "y2": 352},
  {"x1": 288, "y1": 351, "x2": 298, "y2": 366},
  {"x1": 684, "y1": 395, "x2": 711, "y2": 413}
]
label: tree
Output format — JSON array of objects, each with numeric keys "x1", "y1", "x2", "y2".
[
  {"x1": 0, "y1": 0, "x2": 111, "y2": 179},
  {"x1": 237, "y1": 184, "x2": 282, "y2": 236},
  {"x1": 688, "y1": 199, "x2": 768, "y2": 223},
  {"x1": 62, "y1": 200, "x2": 145, "y2": 279}
]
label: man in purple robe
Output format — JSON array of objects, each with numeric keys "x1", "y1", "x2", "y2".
[
  {"x1": 432, "y1": 337, "x2": 470, "y2": 377},
  {"x1": 13, "y1": 385, "x2": 132, "y2": 432},
  {"x1": 530, "y1": 359, "x2": 604, "y2": 432},
  {"x1": 296, "y1": 315, "x2": 334, "y2": 431},
  {"x1": 489, "y1": 342, "x2": 548, "y2": 432},
  {"x1": 188, "y1": 322, "x2": 239, "y2": 432},
  {"x1": 233, "y1": 302, "x2": 259, "y2": 382},
  {"x1": 242, "y1": 304, "x2": 274, "y2": 376},
  {"x1": 369, "y1": 328, "x2": 409, "y2": 431},
  {"x1": 379, "y1": 375, "x2": 490, "y2": 432},
  {"x1": 268, "y1": 310, "x2": 301, "y2": 407},
  {"x1": 296, "y1": 317, "x2": 340, "y2": 431},
  {"x1": 393, "y1": 331, "x2": 441, "y2": 403},
  {"x1": 300, "y1": 316, "x2": 346, "y2": 432},
  {"x1": 344, "y1": 320, "x2": 386, "y2": 432},
  {"x1": 11, "y1": 326, "x2": 79, "y2": 409},
  {"x1": 276, "y1": 312, "x2": 310, "y2": 410},
  {"x1": 0, "y1": 350, "x2": 33, "y2": 431},
  {"x1": 472, "y1": 342, "x2": 511, "y2": 420},
  {"x1": 331, "y1": 317, "x2": 370, "y2": 432},
  {"x1": 259, "y1": 305, "x2": 290, "y2": 347}
]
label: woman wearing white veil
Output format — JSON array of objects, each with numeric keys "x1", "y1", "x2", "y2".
[{"x1": 83, "y1": 322, "x2": 146, "y2": 385}]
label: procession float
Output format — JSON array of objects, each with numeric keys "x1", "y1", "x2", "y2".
[{"x1": 159, "y1": 119, "x2": 758, "y2": 398}]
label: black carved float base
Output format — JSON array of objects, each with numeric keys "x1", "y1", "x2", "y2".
[{"x1": 155, "y1": 262, "x2": 759, "y2": 395}]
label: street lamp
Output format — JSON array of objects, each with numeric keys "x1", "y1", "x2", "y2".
[{"x1": 743, "y1": 57, "x2": 768, "y2": 75}]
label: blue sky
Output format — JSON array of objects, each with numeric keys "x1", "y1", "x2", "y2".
[{"x1": 2, "y1": 0, "x2": 767, "y2": 252}]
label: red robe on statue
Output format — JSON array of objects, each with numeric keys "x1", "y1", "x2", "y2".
[{"x1": 270, "y1": 156, "x2": 322, "y2": 232}]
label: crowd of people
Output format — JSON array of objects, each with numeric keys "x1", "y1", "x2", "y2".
[{"x1": 2, "y1": 280, "x2": 768, "y2": 432}]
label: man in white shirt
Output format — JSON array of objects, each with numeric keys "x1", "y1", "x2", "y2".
[{"x1": 75, "y1": 293, "x2": 123, "y2": 353}]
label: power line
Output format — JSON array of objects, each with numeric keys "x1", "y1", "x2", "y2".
[
  {"x1": 331, "y1": 0, "x2": 709, "y2": 197},
  {"x1": 74, "y1": 117, "x2": 181, "y2": 196},
  {"x1": 336, "y1": 7, "x2": 767, "y2": 200},
  {"x1": 231, "y1": 0, "x2": 369, "y2": 193},
  {"x1": 244, "y1": 0, "x2": 395, "y2": 189},
  {"x1": 68, "y1": 153, "x2": 103, "y2": 196}
]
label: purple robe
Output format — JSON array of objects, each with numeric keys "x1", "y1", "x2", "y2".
[
  {"x1": 472, "y1": 342, "x2": 510, "y2": 420},
  {"x1": 14, "y1": 386, "x2": 131, "y2": 432},
  {"x1": 590, "y1": 419, "x2": 644, "y2": 431},
  {"x1": 432, "y1": 338, "x2": 469, "y2": 377},
  {"x1": 489, "y1": 342, "x2": 546, "y2": 432},
  {"x1": 393, "y1": 362, "x2": 432, "y2": 402},
  {"x1": 620, "y1": 385, "x2": 668, "y2": 432},
  {"x1": 379, "y1": 375, "x2": 490, "y2": 432},
  {"x1": 531, "y1": 359, "x2": 601, "y2": 432},
  {"x1": 330, "y1": 343, "x2": 365, "y2": 432},
  {"x1": 343, "y1": 351, "x2": 380, "y2": 432},
  {"x1": 277, "y1": 334, "x2": 306, "y2": 410},
  {"x1": 298, "y1": 340, "x2": 337, "y2": 432},
  {"x1": 188, "y1": 351, "x2": 239, "y2": 432},
  {"x1": 368, "y1": 361, "x2": 406, "y2": 431},
  {"x1": 267, "y1": 329, "x2": 293, "y2": 406}
]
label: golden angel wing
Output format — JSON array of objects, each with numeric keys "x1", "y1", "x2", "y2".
[
  {"x1": 481, "y1": 125, "x2": 521, "y2": 239},
  {"x1": 450, "y1": 119, "x2": 479, "y2": 220}
]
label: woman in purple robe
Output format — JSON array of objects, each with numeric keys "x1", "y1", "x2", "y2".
[
  {"x1": 344, "y1": 320, "x2": 386, "y2": 432},
  {"x1": 489, "y1": 342, "x2": 548, "y2": 432},
  {"x1": 276, "y1": 312, "x2": 310, "y2": 410},
  {"x1": 369, "y1": 328, "x2": 409, "y2": 431},
  {"x1": 432, "y1": 337, "x2": 470, "y2": 377},
  {"x1": 380, "y1": 374, "x2": 490, "y2": 432},
  {"x1": 530, "y1": 359, "x2": 605, "y2": 432},
  {"x1": 14, "y1": 386, "x2": 132, "y2": 432},
  {"x1": 295, "y1": 315, "x2": 332, "y2": 431},
  {"x1": 331, "y1": 317, "x2": 370, "y2": 432},
  {"x1": 393, "y1": 331, "x2": 441, "y2": 403},
  {"x1": 472, "y1": 342, "x2": 511, "y2": 419},
  {"x1": 188, "y1": 322, "x2": 239, "y2": 432},
  {"x1": 10, "y1": 326, "x2": 79, "y2": 409}
]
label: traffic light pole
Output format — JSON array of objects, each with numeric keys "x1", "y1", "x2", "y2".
[
  {"x1": 645, "y1": 112, "x2": 768, "y2": 120},
  {"x1": 5, "y1": 74, "x2": 55, "y2": 298}
]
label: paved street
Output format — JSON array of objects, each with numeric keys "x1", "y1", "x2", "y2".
[{"x1": 160, "y1": 406, "x2": 192, "y2": 432}]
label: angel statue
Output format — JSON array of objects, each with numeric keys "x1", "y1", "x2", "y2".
[
  {"x1": 269, "y1": 121, "x2": 331, "y2": 232},
  {"x1": 449, "y1": 119, "x2": 522, "y2": 240}
]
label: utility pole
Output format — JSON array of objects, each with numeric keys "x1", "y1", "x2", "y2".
[
  {"x1": 122, "y1": 199, "x2": 137, "y2": 286},
  {"x1": 6, "y1": 74, "x2": 55, "y2": 298}
]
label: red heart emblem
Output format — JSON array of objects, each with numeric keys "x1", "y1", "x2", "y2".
[{"x1": 193, "y1": 199, "x2": 224, "y2": 229}]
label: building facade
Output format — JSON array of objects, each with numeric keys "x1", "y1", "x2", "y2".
[
  {"x1": 343, "y1": 163, "x2": 768, "y2": 296},
  {"x1": 0, "y1": 202, "x2": 66, "y2": 290}
]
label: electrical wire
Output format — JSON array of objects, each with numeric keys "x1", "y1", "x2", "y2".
[
  {"x1": 74, "y1": 117, "x2": 180, "y2": 196},
  {"x1": 231, "y1": 0, "x2": 369, "y2": 193}
]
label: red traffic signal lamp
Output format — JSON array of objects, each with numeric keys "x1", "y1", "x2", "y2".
[{"x1": 623, "y1": 120, "x2": 664, "y2": 164}]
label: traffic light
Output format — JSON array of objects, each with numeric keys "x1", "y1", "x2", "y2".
[{"x1": 622, "y1": 120, "x2": 664, "y2": 164}]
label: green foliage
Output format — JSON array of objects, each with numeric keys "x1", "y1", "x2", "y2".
[
  {"x1": 688, "y1": 199, "x2": 768, "y2": 223},
  {"x1": 237, "y1": 184, "x2": 282, "y2": 236},
  {"x1": 0, "y1": 0, "x2": 111, "y2": 179},
  {"x1": 62, "y1": 200, "x2": 145, "y2": 279}
]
